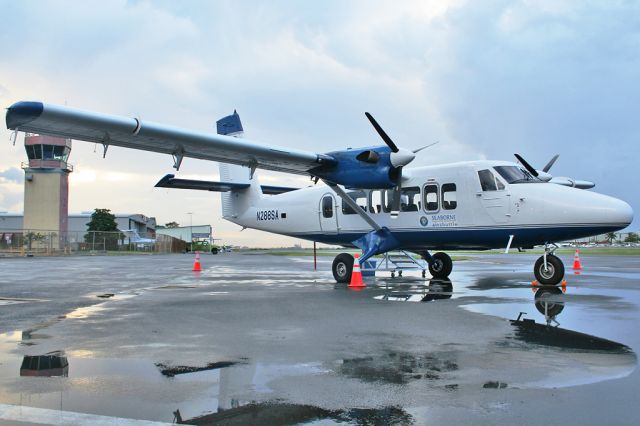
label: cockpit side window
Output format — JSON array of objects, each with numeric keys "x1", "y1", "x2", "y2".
[{"x1": 478, "y1": 169, "x2": 497, "y2": 191}]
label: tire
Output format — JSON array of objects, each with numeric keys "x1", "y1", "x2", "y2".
[
  {"x1": 428, "y1": 252, "x2": 453, "y2": 278},
  {"x1": 211, "y1": 247, "x2": 219, "y2": 255},
  {"x1": 534, "y1": 254, "x2": 565, "y2": 285},
  {"x1": 332, "y1": 253, "x2": 354, "y2": 283}
]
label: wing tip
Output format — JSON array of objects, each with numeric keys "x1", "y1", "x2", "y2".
[{"x1": 6, "y1": 101, "x2": 44, "y2": 129}]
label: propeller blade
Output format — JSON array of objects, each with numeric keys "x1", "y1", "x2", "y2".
[
  {"x1": 542, "y1": 154, "x2": 559, "y2": 173},
  {"x1": 365, "y1": 112, "x2": 398, "y2": 153},
  {"x1": 514, "y1": 154, "x2": 539, "y2": 177},
  {"x1": 412, "y1": 141, "x2": 439, "y2": 154}
]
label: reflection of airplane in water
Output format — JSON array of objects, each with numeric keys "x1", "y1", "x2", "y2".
[
  {"x1": 376, "y1": 278, "x2": 633, "y2": 353},
  {"x1": 513, "y1": 286, "x2": 632, "y2": 352},
  {"x1": 20, "y1": 351, "x2": 69, "y2": 377}
]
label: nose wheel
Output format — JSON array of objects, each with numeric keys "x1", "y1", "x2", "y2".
[{"x1": 534, "y1": 253, "x2": 565, "y2": 285}]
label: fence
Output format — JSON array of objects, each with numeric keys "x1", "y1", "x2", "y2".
[{"x1": 0, "y1": 229, "x2": 186, "y2": 255}]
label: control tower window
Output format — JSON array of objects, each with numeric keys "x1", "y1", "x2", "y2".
[{"x1": 25, "y1": 145, "x2": 39, "y2": 160}]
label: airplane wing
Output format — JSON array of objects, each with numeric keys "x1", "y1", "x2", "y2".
[{"x1": 6, "y1": 101, "x2": 335, "y2": 174}]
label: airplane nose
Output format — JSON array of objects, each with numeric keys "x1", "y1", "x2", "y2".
[
  {"x1": 601, "y1": 196, "x2": 633, "y2": 229},
  {"x1": 617, "y1": 199, "x2": 634, "y2": 227}
]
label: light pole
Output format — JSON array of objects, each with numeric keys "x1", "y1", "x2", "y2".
[{"x1": 187, "y1": 212, "x2": 193, "y2": 250}]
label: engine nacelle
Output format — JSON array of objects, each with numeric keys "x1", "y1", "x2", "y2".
[{"x1": 311, "y1": 146, "x2": 398, "y2": 189}]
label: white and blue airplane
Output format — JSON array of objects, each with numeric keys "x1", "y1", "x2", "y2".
[{"x1": 6, "y1": 102, "x2": 633, "y2": 285}]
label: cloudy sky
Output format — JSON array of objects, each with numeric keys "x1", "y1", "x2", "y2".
[{"x1": 1, "y1": 0, "x2": 638, "y2": 246}]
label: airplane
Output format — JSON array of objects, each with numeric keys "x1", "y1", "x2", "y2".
[
  {"x1": 120, "y1": 229, "x2": 155, "y2": 246},
  {"x1": 5, "y1": 101, "x2": 633, "y2": 286}
]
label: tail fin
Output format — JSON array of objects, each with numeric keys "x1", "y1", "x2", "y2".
[{"x1": 216, "y1": 111, "x2": 262, "y2": 219}]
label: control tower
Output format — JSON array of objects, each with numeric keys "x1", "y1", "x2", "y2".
[{"x1": 22, "y1": 134, "x2": 72, "y2": 248}]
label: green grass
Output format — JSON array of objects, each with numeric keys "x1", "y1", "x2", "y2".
[
  {"x1": 256, "y1": 246, "x2": 640, "y2": 258},
  {"x1": 256, "y1": 249, "x2": 472, "y2": 261}
]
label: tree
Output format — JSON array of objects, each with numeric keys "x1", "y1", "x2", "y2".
[
  {"x1": 85, "y1": 208, "x2": 121, "y2": 250},
  {"x1": 625, "y1": 232, "x2": 639, "y2": 243},
  {"x1": 605, "y1": 232, "x2": 618, "y2": 245},
  {"x1": 165, "y1": 221, "x2": 180, "y2": 228}
]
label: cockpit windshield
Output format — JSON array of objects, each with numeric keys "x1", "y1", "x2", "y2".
[{"x1": 494, "y1": 166, "x2": 540, "y2": 184}]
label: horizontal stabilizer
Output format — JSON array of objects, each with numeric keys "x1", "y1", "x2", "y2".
[{"x1": 155, "y1": 174, "x2": 298, "y2": 194}]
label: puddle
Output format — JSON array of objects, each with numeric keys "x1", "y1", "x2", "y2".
[
  {"x1": 156, "y1": 360, "x2": 245, "y2": 377},
  {"x1": 339, "y1": 351, "x2": 458, "y2": 384},
  {"x1": 175, "y1": 402, "x2": 413, "y2": 425},
  {"x1": 369, "y1": 274, "x2": 638, "y2": 389}
]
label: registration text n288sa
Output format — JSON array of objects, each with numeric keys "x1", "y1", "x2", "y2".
[{"x1": 257, "y1": 210, "x2": 279, "y2": 221}]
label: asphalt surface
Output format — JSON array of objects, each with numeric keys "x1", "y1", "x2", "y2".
[{"x1": 0, "y1": 252, "x2": 638, "y2": 425}]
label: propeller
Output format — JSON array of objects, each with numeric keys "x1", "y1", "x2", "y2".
[
  {"x1": 542, "y1": 154, "x2": 559, "y2": 173},
  {"x1": 365, "y1": 112, "x2": 430, "y2": 218},
  {"x1": 513, "y1": 153, "x2": 594, "y2": 188},
  {"x1": 514, "y1": 153, "x2": 555, "y2": 182}
]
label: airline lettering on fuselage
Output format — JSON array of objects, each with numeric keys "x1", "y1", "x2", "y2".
[
  {"x1": 430, "y1": 214, "x2": 457, "y2": 227},
  {"x1": 257, "y1": 210, "x2": 280, "y2": 221}
]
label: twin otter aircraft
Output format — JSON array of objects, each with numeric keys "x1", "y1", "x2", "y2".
[{"x1": 6, "y1": 102, "x2": 633, "y2": 285}]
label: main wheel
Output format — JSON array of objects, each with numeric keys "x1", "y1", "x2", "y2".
[
  {"x1": 534, "y1": 254, "x2": 565, "y2": 285},
  {"x1": 332, "y1": 253, "x2": 354, "y2": 283},
  {"x1": 428, "y1": 252, "x2": 453, "y2": 278}
]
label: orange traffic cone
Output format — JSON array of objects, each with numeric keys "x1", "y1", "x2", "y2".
[
  {"x1": 192, "y1": 251, "x2": 202, "y2": 272},
  {"x1": 572, "y1": 249, "x2": 582, "y2": 270},
  {"x1": 348, "y1": 254, "x2": 365, "y2": 288}
]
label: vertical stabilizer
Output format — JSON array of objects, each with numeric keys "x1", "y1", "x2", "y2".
[{"x1": 216, "y1": 111, "x2": 261, "y2": 219}]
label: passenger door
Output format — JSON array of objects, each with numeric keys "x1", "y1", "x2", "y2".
[
  {"x1": 319, "y1": 194, "x2": 338, "y2": 232},
  {"x1": 477, "y1": 169, "x2": 511, "y2": 223}
]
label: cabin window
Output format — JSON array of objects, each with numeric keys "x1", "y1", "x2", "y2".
[
  {"x1": 423, "y1": 184, "x2": 439, "y2": 211},
  {"x1": 369, "y1": 190, "x2": 384, "y2": 213},
  {"x1": 442, "y1": 183, "x2": 457, "y2": 210},
  {"x1": 401, "y1": 186, "x2": 421, "y2": 212},
  {"x1": 478, "y1": 169, "x2": 506, "y2": 191},
  {"x1": 342, "y1": 190, "x2": 367, "y2": 215},
  {"x1": 322, "y1": 196, "x2": 333, "y2": 218}
]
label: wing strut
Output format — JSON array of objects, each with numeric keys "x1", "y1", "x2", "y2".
[
  {"x1": 323, "y1": 181, "x2": 401, "y2": 264},
  {"x1": 323, "y1": 181, "x2": 380, "y2": 231}
]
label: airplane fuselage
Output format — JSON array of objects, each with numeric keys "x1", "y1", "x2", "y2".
[{"x1": 227, "y1": 160, "x2": 633, "y2": 250}]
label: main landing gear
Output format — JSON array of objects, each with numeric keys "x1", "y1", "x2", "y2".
[
  {"x1": 533, "y1": 244, "x2": 565, "y2": 285},
  {"x1": 332, "y1": 253, "x2": 354, "y2": 283},
  {"x1": 425, "y1": 252, "x2": 453, "y2": 279},
  {"x1": 331, "y1": 251, "x2": 454, "y2": 283}
]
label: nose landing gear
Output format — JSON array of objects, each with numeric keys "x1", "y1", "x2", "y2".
[{"x1": 534, "y1": 244, "x2": 565, "y2": 285}]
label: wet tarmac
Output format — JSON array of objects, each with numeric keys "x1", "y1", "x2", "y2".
[{"x1": 0, "y1": 252, "x2": 639, "y2": 425}]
